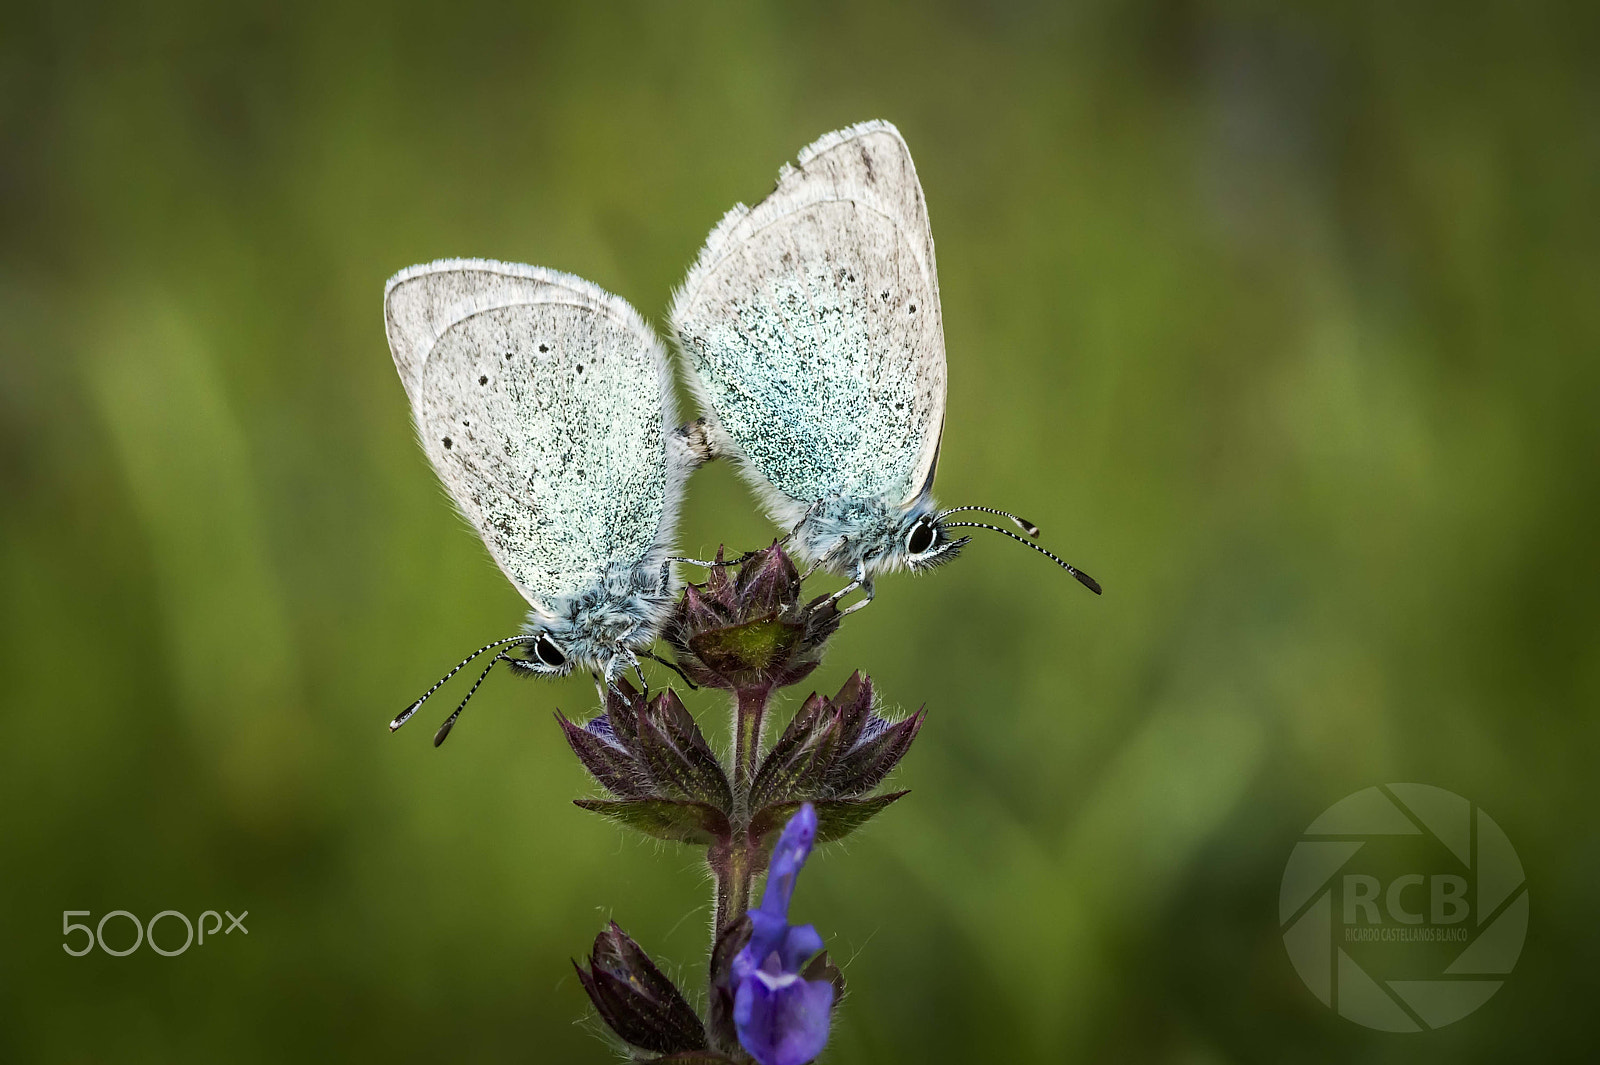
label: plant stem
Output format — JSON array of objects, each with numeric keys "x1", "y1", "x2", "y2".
[
  {"x1": 713, "y1": 684, "x2": 770, "y2": 943},
  {"x1": 732, "y1": 685, "x2": 769, "y2": 799},
  {"x1": 711, "y1": 839, "x2": 751, "y2": 938}
]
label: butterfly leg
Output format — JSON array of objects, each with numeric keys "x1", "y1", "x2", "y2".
[
  {"x1": 594, "y1": 664, "x2": 637, "y2": 706},
  {"x1": 838, "y1": 578, "x2": 876, "y2": 616},
  {"x1": 639, "y1": 649, "x2": 699, "y2": 690},
  {"x1": 800, "y1": 533, "x2": 849, "y2": 580},
  {"x1": 822, "y1": 561, "x2": 868, "y2": 609},
  {"x1": 628, "y1": 652, "x2": 652, "y2": 700},
  {"x1": 667, "y1": 554, "x2": 745, "y2": 569}
]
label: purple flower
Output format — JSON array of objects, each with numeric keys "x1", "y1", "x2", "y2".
[{"x1": 732, "y1": 803, "x2": 834, "y2": 1065}]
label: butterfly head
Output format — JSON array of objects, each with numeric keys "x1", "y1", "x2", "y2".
[
  {"x1": 505, "y1": 631, "x2": 573, "y2": 677},
  {"x1": 901, "y1": 510, "x2": 971, "y2": 572}
]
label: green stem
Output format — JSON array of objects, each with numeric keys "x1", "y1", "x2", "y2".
[
  {"x1": 713, "y1": 684, "x2": 770, "y2": 942},
  {"x1": 733, "y1": 685, "x2": 770, "y2": 800},
  {"x1": 712, "y1": 840, "x2": 751, "y2": 938}
]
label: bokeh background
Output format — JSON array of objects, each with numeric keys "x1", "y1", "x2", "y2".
[{"x1": 3, "y1": 1, "x2": 1596, "y2": 1061}]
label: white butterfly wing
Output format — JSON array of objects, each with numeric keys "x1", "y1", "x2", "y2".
[
  {"x1": 385, "y1": 259, "x2": 678, "y2": 614},
  {"x1": 671, "y1": 120, "x2": 947, "y2": 526}
]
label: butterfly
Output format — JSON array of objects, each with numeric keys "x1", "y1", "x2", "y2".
[
  {"x1": 670, "y1": 120, "x2": 1100, "y2": 612},
  {"x1": 382, "y1": 259, "x2": 703, "y2": 744}
]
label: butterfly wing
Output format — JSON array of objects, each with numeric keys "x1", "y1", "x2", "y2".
[
  {"x1": 671, "y1": 120, "x2": 947, "y2": 529},
  {"x1": 385, "y1": 259, "x2": 679, "y2": 615}
]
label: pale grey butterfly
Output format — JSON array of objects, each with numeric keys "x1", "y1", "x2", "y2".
[
  {"x1": 670, "y1": 120, "x2": 1100, "y2": 612},
  {"x1": 383, "y1": 259, "x2": 703, "y2": 745}
]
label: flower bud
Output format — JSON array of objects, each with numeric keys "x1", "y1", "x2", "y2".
[
  {"x1": 574, "y1": 922, "x2": 709, "y2": 1056},
  {"x1": 665, "y1": 544, "x2": 841, "y2": 696}
]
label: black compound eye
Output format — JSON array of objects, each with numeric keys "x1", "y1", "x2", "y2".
[
  {"x1": 533, "y1": 635, "x2": 566, "y2": 668},
  {"x1": 906, "y1": 520, "x2": 937, "y2": 555}
]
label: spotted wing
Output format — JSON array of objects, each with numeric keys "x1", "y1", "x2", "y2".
[
  {"x1": 384, "y1": 259, "x2": 679, "y2": 614},
  {"x1": 670, "y1": 120, "x2": 946, "y2": 527}
]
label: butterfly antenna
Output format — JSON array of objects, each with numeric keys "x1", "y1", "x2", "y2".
[
  {"x1": 390, "y1": 635, "x2": 532, "y2": 732},
  {"x1": 941, "y1": 522, "x2": 1102, "y2": 594},
  {"x1": 935, "y1": 506, "x2": 1040, "y2": 538},
  {"x1": 432, "y1": 653, "x2": 510, "y2": 747}
]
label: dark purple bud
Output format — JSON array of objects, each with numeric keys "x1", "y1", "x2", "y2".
[
  {"x1": 827, "y1": 708, "x2": 925, "y2": 796},
  {"x1": 558, "y1": 686, "x2": 733, "y2": 820},
  {"x1": 555, "y1": 710, "x2": 651, "y2": 799},
  {"x1": 709, "y1": 912, "x2": 754, "y2": 1053},
  {"x1": 637, "y1": 691, "x2": 734, "y2": 810},
  {"x1": 574, "y1": 922, "x2": 708, "y2": 1055},
  {"x1": 666, "y1": 544, "x2": 841, "y2": 695},
  {"x1": 750, "y1": 673, "x2": 922, "y2": 808},
  {"x1": 679, "y1": 582, "x2": 727, "y2": 634},
  {"x1": 733, "y1": 542, "x2": 800, "y2": 618}
]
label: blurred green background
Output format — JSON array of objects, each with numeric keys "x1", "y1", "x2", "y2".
[{"x1": 3, "y1": 1, "x2": 1596, "y2": 1061}]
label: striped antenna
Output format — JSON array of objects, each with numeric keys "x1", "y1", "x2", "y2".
[
  {"x1": 935, "y1": 505, "x2": 1040, "y2": 538},
  {"x1": 390, "y1": 635, "x2": 533, "y2": 732},
  {"x1": 432, "y1": 652, "x2": 511, "y2": 746},
  {"x1": 940, "y1": 522, "x2": 1102, "y2": 594}
]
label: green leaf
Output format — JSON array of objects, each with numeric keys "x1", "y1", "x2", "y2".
[
  {"x1": 574, "y1": 798, "x2": 731, "y2": 846},
  {"x1": 748, "y1": 791, "x2": 909, "y2": 846}
]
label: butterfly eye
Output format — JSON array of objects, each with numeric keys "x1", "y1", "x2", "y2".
[
  {"x1": 906, "y1": 520, "x2": 937, "y2": 556},
  {"x1": 533, "y1": 635, "x2": 567, "y2": 669}
]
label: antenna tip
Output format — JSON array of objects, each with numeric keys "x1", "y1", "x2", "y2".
[
  {"x1": 1023, "y1": 523, "x2": 1041, "y2": 538},
  {"x1": 432, "y1": 722, "x2": 454, "y2": 747},
  {"x1": 390, "y1": 701, "x2": 422, "y2": 732},
  {"x1": 1074, "y1": 570, "x2": 1103, "y2": 595}
]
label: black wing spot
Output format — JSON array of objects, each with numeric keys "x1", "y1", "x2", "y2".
[
  {"x1": 895, "y1": 402, "x2": 905, "y2": 410},
  {"x1": 909, "y1": 304, "x2": 917, "y2": 313},
  {"x1": 538, "y1": 343, "x2": 549, "y2": 353},
  {"x1": 575, "y1": 364, "x2": 584, "y2": 374},
  {"x1": 442, "y1": 437, "x2": 453, "y2": 449},
  {"x1": 503, "y1": 350, "x2": 513, "y2": 360},
  {"x1": 478, "y1": 375, "x2": 488, "y2": 385},
  {"x1": 881, "y1": 290, "x2": 890, "y2": 301}
]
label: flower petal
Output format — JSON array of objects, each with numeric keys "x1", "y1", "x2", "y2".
[
  {"x1": 734, "y1": 974, "x2": 835, "y2": 1065},
  {"x1": 758, "y1": 803, "x2": 817, "y2": 918},
  {"x1": 775, "y1": 922, "x2": 824, "y2": 974}
]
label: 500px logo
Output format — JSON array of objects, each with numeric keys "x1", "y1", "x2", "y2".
[{"x1": 62, "y1": 909, "x2": 248, "y2": 957}]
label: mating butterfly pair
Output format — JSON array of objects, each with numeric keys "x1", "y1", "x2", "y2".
[{"x1": 384, "y1": 121, "x2": 1098, "y2": 745}]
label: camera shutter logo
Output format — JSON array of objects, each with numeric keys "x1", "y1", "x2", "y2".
[{"x1": 1279, "y1": 784, "x2": 1527, "y2": 1031}]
